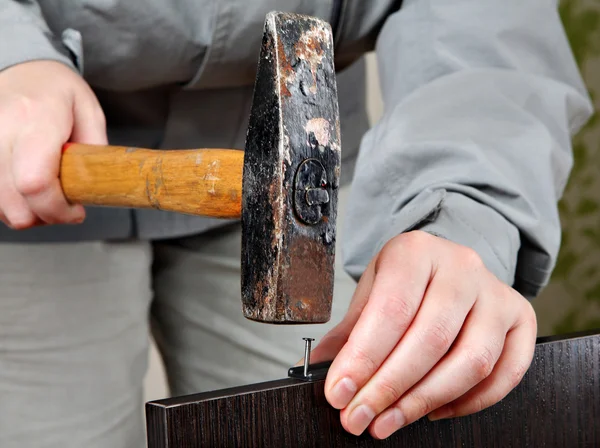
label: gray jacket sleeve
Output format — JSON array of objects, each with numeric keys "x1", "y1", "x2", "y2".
[
  {"x1": 342, "y1": 0, "x2": 594, "y2": 298},
  {"x1": 0, "y1": 1, "x2": 82, "y2": 73}
]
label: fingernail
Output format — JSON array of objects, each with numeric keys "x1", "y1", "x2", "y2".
[
  {"x1": 373, "y1": 408, "x2": 405, "y2": 440},
  {"x1": 428, "y1": 406, "x2": 453, "y2": 421},
  {"x1": 70, "y1": 211, "x2": 85, "y2": 224},
  {"x1": 329, "y1": 377, "x2": 357, "y2": 409},
  {"x1": 347, "y1": 404, "x2": 376, "y2": 435}
]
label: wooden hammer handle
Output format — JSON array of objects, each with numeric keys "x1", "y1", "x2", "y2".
[{"x1": 60, "y1": 143, "x2": 244, "y2": 219}]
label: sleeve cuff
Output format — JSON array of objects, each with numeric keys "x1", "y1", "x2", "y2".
[
  {"x1": 413, "y1": 191, "x2": 521, "y2": 289},
  {"x1": 0, "y1": 21, "x2": 82, "y2": 74},
  {"x1": 356, "y1": 189, "x2": 532, "y2": 296}
]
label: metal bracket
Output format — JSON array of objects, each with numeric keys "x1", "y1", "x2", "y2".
[{"x1": 288, "y1": 361, "x2": 333, "y2": 382}]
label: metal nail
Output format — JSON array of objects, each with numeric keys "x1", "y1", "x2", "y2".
[{"x1": 303, "y1": 337, "x2": 315, "y2": 377}]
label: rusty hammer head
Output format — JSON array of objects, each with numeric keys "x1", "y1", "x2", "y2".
[{"x1": 241, "y1": 12, "x2": 341, "y2": 324}]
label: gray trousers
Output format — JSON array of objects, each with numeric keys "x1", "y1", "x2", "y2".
[{"x1": 0, "y1": 187, "x2": 355, "y2": 448}]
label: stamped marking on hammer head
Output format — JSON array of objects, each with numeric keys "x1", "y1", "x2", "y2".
[{"x1": 241, "y1": 12, "x2": 341, "y2": 324}]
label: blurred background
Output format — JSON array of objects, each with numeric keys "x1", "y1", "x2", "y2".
[
  {"x1": 531, "y1": 0, "x2": 600, "y2": 336},
  {"x1": 144, "y1": 0, "x2": 600, "y2": 402}
]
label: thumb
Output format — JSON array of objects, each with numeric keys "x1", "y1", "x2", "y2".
[
  {"x1": 298, "y1": 261, "x2": 377, "y2": 366},
  {"x1": 70, "y1": 86, "x2": 108, "y2": 145}
]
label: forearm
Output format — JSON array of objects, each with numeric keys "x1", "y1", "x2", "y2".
[{"x1": 343, "y1": 0, "x2": 594, "y2": 297}]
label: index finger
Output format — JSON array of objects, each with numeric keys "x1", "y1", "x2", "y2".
[
  {"x1": 325, "y1": 232, "x2": 435, "y2": 410},
  {"x1": 12, "y1": 124, "x2": 85, "y2": 224}
]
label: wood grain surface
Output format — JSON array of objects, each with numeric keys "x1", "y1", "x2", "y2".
[
  {"x1": 146, "y1": 329, "x2": 600, "y2": 447},
  {"x1": 60, "y1": 144, "x2": 244, "y2": 218}
]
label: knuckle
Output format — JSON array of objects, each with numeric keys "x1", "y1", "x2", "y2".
[
  {"x1": 522, "y1": 301, "x2": 538, "y2": 327},
  {"x1": 351, "y1": 344, "x2": 378, "y2": 376},
  {"x1": 94, "y1": 106, "x2": 107, "y2": 129},
  {"x1": 406, "y1": 390, "x2": 436, "y2": 417},
  {"x1": 375, "y1": 379, "x2": 405, "y2": 406},
  {"x1": 380, "y1": 294, "x2": 416, "y2": 323},
  {"x1": 380, "y1": 231, "x2": 429, "y2": 262},
  {"x1": 465, "y1": 345, "x2": 496, "y2": 381},
  {"x1": 12, "y1": 95, "x2": 42, "y2": 121},
  {"x1": 458, "y1": 246, "x2": 484, "y2": 271},
  {"x1": 14, "y1": 172, "x2": 54, "y2": 197},
  {"x1": 472, "y1": 394, "x2": 490, "y2": 413},
  {"x1": 400, "y1": 230, "x2": 431, "y2": 250},
  {"x1": 375, "y1": 241, "x2": 397, "y2": 270},
  {"x1": 507, "y1": 361, "x2": 529, "y2": 389},
  {"x1": 419, "y1": 317, "x2": 456, "y2": 356}
]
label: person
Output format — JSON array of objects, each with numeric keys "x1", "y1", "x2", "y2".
[{"x1": 0, "y1": 0, "x2": 593, "y2": 446}]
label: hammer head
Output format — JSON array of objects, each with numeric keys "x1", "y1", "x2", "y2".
[{"x1": 241, "y1": 12, "x2": 341, "y2": 324}]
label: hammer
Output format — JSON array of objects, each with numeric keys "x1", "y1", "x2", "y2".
[{"x1": 59, "y1": 12, "x2": 342, "y2": 325}]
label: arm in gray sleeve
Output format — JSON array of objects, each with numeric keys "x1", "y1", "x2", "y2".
[
  {"x1": 0, "y1": 1, "x2": 82, "y2": 73},
  {"x1": 342, "y1": 0, "x2": 594, "y2": 298}
]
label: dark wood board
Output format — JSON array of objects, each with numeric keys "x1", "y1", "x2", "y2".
[{"x1": 146, "y1": 329, "x2": 600, "y2": 447}]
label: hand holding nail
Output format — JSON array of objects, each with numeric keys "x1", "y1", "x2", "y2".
[{"x1": 308, "y1": 231, "x2": 537, "y2": 439}]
